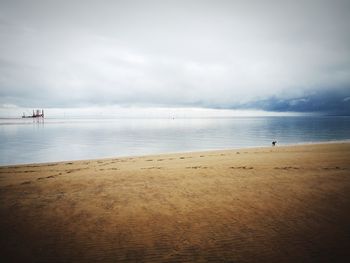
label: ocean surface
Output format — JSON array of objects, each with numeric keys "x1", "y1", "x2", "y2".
[{"x1": 1, "y1": 116, "x2": 350, "y2": 165}]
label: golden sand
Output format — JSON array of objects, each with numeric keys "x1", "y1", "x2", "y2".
[{"x1": 1, "y1": 143, "x2": 350, "y2": 262}]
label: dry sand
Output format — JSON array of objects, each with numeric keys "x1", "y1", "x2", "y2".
[{"x1": 0, "y1": 143, "x2": 350, "y2": 262}]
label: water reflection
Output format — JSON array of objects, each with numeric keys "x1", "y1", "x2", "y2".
[{"x1": 0, "y1": 117, "x2": 349, "y2": 165}]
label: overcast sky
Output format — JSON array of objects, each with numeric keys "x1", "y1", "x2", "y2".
[{"x1": 1, "y1": 0, "x2": 350, "y2": 115}]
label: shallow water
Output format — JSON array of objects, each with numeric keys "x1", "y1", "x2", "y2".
[{"x1": 1, "y1": 116, "x2": 350, "y2": 165}]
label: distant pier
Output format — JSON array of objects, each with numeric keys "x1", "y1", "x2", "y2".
[{"x1": 22, "y1": 109, "x2": 44, "y2": 118}]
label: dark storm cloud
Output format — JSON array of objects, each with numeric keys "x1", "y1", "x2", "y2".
[
  {"x1": 0, "y1": 0, "x2": 350, "y2": 114},
  {"x1": 234, "y1": 88, "x2": 350, "y2": 115}
]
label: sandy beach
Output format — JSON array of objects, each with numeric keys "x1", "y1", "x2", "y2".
[{"x1": 0, "y1": 142, "x2": 349, "y2": 262}]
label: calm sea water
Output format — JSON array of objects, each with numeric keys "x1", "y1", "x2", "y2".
[{"x1": 1, "y1": 116, "x2": 350, "y2": 165}]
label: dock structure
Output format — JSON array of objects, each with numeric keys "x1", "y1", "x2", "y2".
[{"x1": 22, "y1": 109, "x2": 44, "y2": 118}]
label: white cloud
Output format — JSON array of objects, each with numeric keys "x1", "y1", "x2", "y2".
[
  {"x1": 0, "y1": 0, "x2": 349, "y2": 112},
  {"x1": 1, "y1": 103, "x2": 18, "y2": 108}
]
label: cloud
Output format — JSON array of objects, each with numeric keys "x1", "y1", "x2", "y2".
[
  {"x1": 235, "y1": 88, "x2": 350, "y2": 115},
  {"x1": 0, "y1": 0, "x2": 349, "y2": 114},
  {"x1": 1, "y1": 103, "x2": 18, "y2": 108}
]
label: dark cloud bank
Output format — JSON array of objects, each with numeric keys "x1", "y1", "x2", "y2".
[
  {"x1": 0, "y1": 0, "x2": 350, "y2": 115},
  {"x1": 238, "y1": 89, "x2": 350, "y2": 115}
]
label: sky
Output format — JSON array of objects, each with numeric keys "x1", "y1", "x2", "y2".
[{"x1": 0, "y1": 0, "x2": 350, "y2": 117}]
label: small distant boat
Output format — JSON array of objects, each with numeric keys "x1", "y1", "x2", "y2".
[{"x1": 22, "y1": 109, "x2": 44, "y2": 118}]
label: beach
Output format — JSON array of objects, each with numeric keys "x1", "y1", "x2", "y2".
[{"x1": 1, "y1": 142, "x2": 349, "y2": 262}]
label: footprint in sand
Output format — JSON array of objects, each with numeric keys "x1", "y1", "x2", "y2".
[
  {"x1": 323, "y1": 167, "x2": 346, "y2": 170},
  {"x1": 186, "y1": 166, "x2": 209, "y2": 169},
  {"x1": 186, "y1": 166, "x2": 201, "y2": 169},
  {"x1": 37, "y1": 175, "x2": 57, "y2": 180},
  {"x1": 230, "y1": 166, "x2": 253, "y2": 170},
  {"x1": 274, "y1": 167, "x2": 299, "y2": 170},
  {"x1": 65, "y1": 168, "x2": 87, "y2": 174}
]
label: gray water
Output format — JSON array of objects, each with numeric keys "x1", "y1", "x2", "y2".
[{"x1": 1, "y1": 116, "x2": 350, "y2": 165}]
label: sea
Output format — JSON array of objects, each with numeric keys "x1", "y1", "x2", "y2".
[{"x1": 1, "y1": 116, "x2": 350, "y2": 166}]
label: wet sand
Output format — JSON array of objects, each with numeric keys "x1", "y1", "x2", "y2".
[{"x1": 1, "y1": 143, "x2": 350, "y2": 262}]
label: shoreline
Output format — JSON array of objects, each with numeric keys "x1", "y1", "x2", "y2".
[{"x1": 2, "y1": 139, "x2": 350, "y2": 167}]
